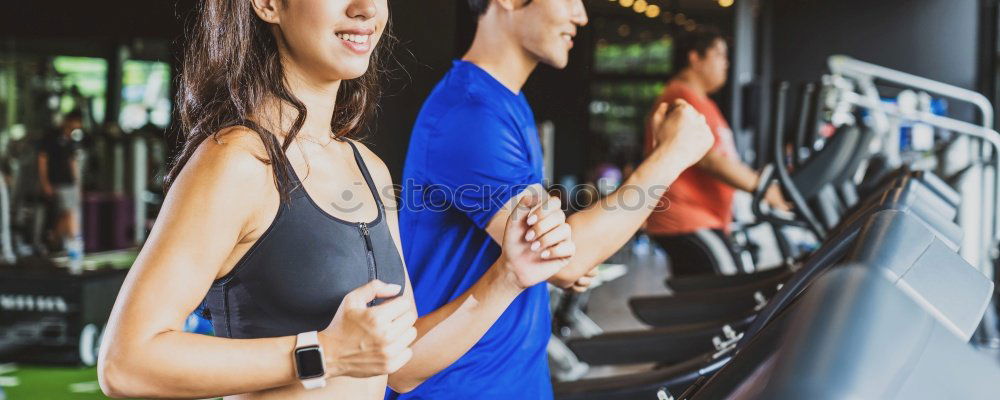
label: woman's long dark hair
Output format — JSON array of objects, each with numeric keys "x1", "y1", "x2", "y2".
[{"x1": 166, "y1": 0, "x2": 395, "y2": 200}]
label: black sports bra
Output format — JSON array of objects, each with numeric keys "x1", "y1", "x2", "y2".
[{"x1": 203, "y1": 139, "x2": 406, "y2": 339}]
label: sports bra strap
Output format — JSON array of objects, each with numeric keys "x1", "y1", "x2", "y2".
[{"x1": 342, "y1": 139, "x2": 386, "y2": 211}]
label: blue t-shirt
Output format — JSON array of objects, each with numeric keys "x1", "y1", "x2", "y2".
[{"x1": 390, "y1": 61, "x2": 550, "y2": 399}]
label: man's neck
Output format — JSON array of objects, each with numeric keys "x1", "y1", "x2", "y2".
[
  {"x1": 673, "y1": 70, "x2": 710, "y2": 98},
  {"x1": 462, "y1": 23, "x2": 538, "y2": 94}
]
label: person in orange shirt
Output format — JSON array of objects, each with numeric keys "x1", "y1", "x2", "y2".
[{"x1": 645, "y1": 27, "x2": 791, "y2": 277}]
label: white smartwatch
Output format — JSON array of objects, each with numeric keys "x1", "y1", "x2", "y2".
[{"x1": 293, "y1": 331, "x2": 327, "y2": 389}]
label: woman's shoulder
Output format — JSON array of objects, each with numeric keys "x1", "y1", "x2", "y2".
[
  {"x1": 342, "y1": 138, "x2": 395, "y2": 204},
  {"x1": 344, "y1": 138, "x2": 391, "y2": 181},
  {"x1": 181, "y1": 126, "x2": 274, "y2": 193}
]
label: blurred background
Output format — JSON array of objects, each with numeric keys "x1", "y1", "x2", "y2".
[{"x1": 0, "y1": 0, "x2": 998, "y2": 398}]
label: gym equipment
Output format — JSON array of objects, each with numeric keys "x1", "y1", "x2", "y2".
[
  {"x1": 825, "y1": 55, "x2": 1000, "y2": 346},
  {"x1": 571, "y1": 81, "x2": 905, "y2": 362},
  {"x1": 629, "y1": 83, "x2": 961, "y2": 332},
  {"x1": 662, "y1": 82, "x2": 872, "y2": 294},
  {"x1": 555, "y1": 208, "x2": 991, "y2": 399},
  {"x1": 667, "y1": 54, "x2": 998, "y2": 297},
  {"x1": 667, "y1": 167, "x2": 960, "y2": 295},
  {"x1": 683, "y1": 266, "x2": 1000, "y2": 400},
  {"x1": 549, "y1": 263, "x2": 629, "y2": 381},
  {"x1": 82, "y1": 192, "x2": 134, "y2": 252},
  {"x1": 0, "y1": 263, "x2": 125, "y2": 366},
  {"x1": 662, "y1": 82, "x2": 855, "y2": 279},
  {"x1": 563, "y1": 188, "x2": 967, "y2": 366},
  {"x1": 554, "y1": 58, "x2": 1000, "y2": 398},
  {"x1": 0, "y1": 165, "x2": 15, "y2": 264}
]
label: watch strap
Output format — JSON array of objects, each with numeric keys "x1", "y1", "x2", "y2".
[
  {"x1": 301, "y1": 376, "x2": 326, "y2": 390},
  {"x1": 296, "y1": 331, "x2": 320, "y2": 347},
  {"x1": 295, "y1": 331, "x2": 326, "y2": 389}
]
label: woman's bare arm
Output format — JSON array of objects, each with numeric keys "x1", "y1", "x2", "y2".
[{"x1": 98, "y1": 130, "x2": 302, "y2": 398}]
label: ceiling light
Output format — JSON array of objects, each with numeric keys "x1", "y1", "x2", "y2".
[
  {"x1": 633, "y1": 0, "x2": 648, "y2": 13},
  {"x1": 646, "y1": 4, "x2": 660, "y2": 18}
]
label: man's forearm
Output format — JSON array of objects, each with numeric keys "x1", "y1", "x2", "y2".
[
  {"x1": 389, "y1": 262, "x2": 522, "y2": 392},
  {"x1": 552, "y1": 143, "x2": 690, "y2": 286}
]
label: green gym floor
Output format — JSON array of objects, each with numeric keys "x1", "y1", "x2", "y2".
[
  {"x1": 2, "y1": 365, "x2": 106, "y2": 399},
  {"x1": 1, "y1": 364, "x2": 223, "y2": 399}
]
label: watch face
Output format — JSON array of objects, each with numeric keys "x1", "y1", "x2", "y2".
[{"x1": 295, "y1": 346, "x2": 325, "y2": 379}]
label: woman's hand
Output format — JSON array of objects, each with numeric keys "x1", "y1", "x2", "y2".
[
  {"x1": 498, "y1": 185, "x2": 576, "y2": 290},
  {"x1": 319, "y1": 280, "x2": 417, "y2": 378},
  {"x1": 765, "y1": 184, "x2": 793, "y2": 212}
]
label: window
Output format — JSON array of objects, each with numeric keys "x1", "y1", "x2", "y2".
[
  {"x1": 119, "y1": 60, "x2": 171, "y2": 132},
  {"x1": 52, "y1": 56, "x2": 108, "y2": 123}
]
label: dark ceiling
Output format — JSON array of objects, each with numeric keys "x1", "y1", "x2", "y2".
[
  {"x1": 587, "y1": 0, "x2": 736, "y2": 14},
  {"x1": 2, "y1": 0, "x2": 198, "y2": 39},
  {"x1": 0, "y1": 0, "x2": 734, "y2": 41}
]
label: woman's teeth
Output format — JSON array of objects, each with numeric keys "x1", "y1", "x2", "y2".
[{"x1": 336, "y1": 33, "x2": 369, "y2": 44}]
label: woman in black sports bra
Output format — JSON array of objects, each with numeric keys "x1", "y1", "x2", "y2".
[{"x1": 96, "y1": 1, "x2": 575, "y2": 399}]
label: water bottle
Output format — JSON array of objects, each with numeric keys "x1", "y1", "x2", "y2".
[
  {"x1": 67, "y1": 235, "x2": 84, "y2": 274},
  {"x1": 632, "y1": 233, "x2": 651, "y2": 256}
]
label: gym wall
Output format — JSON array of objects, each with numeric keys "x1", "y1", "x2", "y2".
[
  {"x1": 769, "y1": 0, "x2": 980, "y2": 89},
  {"x1": 365, "y1": 0, "x2": 460, "y2": 179}
]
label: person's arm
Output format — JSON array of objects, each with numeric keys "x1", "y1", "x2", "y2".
[
  {"x1": 98, "y1": 132, "x2": 306, "y2": 398},
  {"x1": 484, "y1": 101, "x2": 715, "y2": 288},
  {"x1": 697, "y1": 149, "x2": 792, "y2": 211},
  {"x1": 352, "y1": 146, "x2": 572, "y2": 393},
  {"x1": 37, "y1": 151, "x2": 52, "y2": 196},
  {"x1": 99, "y1": 131, "x2": 419, "y2": 398},
  {"x1": 390, "y1": 189, "x2": 569, "y2": 392},
  {"x1": 70, "y1": 156, "x2": 79, "y2": 183},
  {"x1": 567, "y1": 267, "x2": 599, "y2": 293},
  {"x1": 698, "y1": 150, "x2": 758, "y2": 192}
]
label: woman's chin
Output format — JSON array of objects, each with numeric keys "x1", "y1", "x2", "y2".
[{"x1": 326, "y1": 61, "x2": 371, "y2": 81}]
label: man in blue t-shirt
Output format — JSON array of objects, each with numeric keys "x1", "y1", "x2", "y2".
[{"x1": 392, "y1": 1, "x2": 715, "y2": 399}]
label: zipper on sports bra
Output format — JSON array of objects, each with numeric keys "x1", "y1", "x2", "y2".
[{"x1": 358, "y1": 222, "x2": 378, "y2": 306}]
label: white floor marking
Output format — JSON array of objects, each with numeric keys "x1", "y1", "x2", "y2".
[{"x1": 69, "y1": 381, "x2": 101, "y2": 393}]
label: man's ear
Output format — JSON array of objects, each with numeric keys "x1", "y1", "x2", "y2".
[
  {"x1": 688, "y1": 49, "x2": 701, "y2": 67},
  {"x1": 250, "y1": 0, "x2": 281, "y2": 24}
]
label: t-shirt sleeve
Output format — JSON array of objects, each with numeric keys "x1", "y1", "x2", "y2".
[
  {"x1": 423, "y1": 102, "x2": 536, "y2": 230},
  {"x1": 684, "y1": 103, "x2": 726, "y2": 156},
  {"x1": 676, "y1": 93, "x2": 727, "y2": 154}
]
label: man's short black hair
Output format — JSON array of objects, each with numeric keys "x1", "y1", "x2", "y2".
[
  {"x1": 672, "y1": 26, "x2": 725, "y2": 73},
  {"x1": 468, "y1": 0, "x2": 532, "y2": 17}
]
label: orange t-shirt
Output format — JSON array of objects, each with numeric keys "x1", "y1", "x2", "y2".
[{"x1": 644, "y1": 81, "x2": 739, "y2": 235}]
